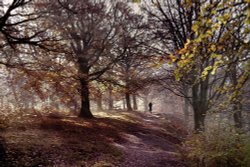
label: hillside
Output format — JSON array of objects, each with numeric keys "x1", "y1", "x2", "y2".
[{"x1": 0, "y1": 111, "x2": 187, "y2": 167}]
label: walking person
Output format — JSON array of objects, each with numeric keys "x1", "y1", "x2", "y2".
[{"x1": 148, "y1": 102, "x2": 153, "y2": 113}]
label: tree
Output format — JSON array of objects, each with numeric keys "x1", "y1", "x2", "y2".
[
  {"x1": 109, "y1": 2, "x2": 152, "y2": 111},
  {"x1": 143, "y1": 0, "x2": 202, "y2": 129},
  {"x1": 144, "y1": 0, "x2": 249, "y2": 131},
  {"x1": 0, "y1": 0, "x2": 58, "y2": 53},
  {"x1": 47, "y1": 0, "x2": 132, "y2": 118},
  {"x1": 171, "y1": 0, "x2": 249, "y2": 131},
  {"x1": 0, "y1": 0, "x2": 55, "y2": 162}
]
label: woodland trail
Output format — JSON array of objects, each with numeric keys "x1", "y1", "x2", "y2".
[
  {"x1": 1, "y1": 111, "x2": 187, "y2": 167},
  {"x1": 113, "y1": 113, "x2": 187, "y2": 167}
]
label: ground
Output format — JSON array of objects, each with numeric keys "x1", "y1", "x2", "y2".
[{"x1": 0, "y1": 110, "x2": 187, "y2": 167}]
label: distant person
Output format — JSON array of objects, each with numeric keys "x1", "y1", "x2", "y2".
[{"x1": 148, "y1": 102, "x2": 153, "y2": 113}]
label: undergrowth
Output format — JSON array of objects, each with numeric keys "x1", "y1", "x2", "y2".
[{"x1": 181, "y1": 127, "x2": 250, "y2": 167}]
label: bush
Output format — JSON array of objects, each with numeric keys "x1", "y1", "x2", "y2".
[{"x1": 181, "y1": 128, "x2": 250, "y2": 167}]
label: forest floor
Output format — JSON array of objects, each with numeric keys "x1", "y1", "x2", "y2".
[{"x1": 0, "y1": 110, "x2": 188, "y2": 167}]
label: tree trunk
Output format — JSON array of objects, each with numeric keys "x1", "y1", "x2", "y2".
[
  {"x1": 192, "y1": 80, "x2": 208, "y2": 132},
  {"x1": 0, "y1": 97, "x2": 3, "y2": 108},
  {"x1": 143, "y1": 96, "x2": 148, "y2": 112},
  {"x1": 248, "y1": 112, "x2": 250, "y2": 133},
  {"x1": 108, "y1": 86, "x2": 113, "y2": 110},
  {"x1": 123, "y1": 98, "x2": 126, "y2": 110},
  {"x1": 233, "y1": 103, "x2": 243, "y2": 129},
  {"x1": 79, "y1": 78, "x2": 93, "y2": 118},
  {"x1": 230, "y1": 63, "x2": 243, "y2": 129},
  {"x1": 125, "y1": 92, "x2": 132, "y2": 111},
  {"x1": 97, "y1": 95, "x2": 103, "y2": 111},
  {"x1": 78, "y1": 58, "x2": 93, "y2": 118},
  {"x1": 96, "y1": 89, "x2": 103, "y2": 111},
  {"x1": 132, "y1": 94, "x2": 138, "y2": 111},
  {"x1": 193, "y1": 107, "x2": 206, "y2": 132}
]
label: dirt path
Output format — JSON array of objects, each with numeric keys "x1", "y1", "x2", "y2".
[
  {"x1": 113, "y1": 113, "x2": 186, "y2": 167},
  {"x1": 1, "y1": 111, "x2": 187, "y2": 167}
]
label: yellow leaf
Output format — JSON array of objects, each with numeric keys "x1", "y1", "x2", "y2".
[
  {"x1": 206, "y1": 30, "x2": 213, "y2": 37},
  {"x1": 223, "y1": 13, "x2": 230, "y2": 20},
  {"x1": 212, "y1": 23, "x2": 221, "y2": 31},
  {"x1": 169, "y1": 54, "x2": 177, "y2": 62},
  {"x1": 210, "y1": 44, "x2": 216, "y2": 52},
  {"x1": 211, "y1": 66, "x2": 218, "y2": 75},
  {"x1": 178, "y1": 48, "x2": 187, "y2": 55},
  {"x1": 211, "y1": 53, "x2": 222, "y2": 61},
  {"x1": 132, "y1": 0, "x2": 141, "y2": 3},
  {"x1": 201, "y1": 66, "x2": 213, "y2": 79},
  {"x1": 192, "y1": 24, "x2": 199, "y2": 34}
]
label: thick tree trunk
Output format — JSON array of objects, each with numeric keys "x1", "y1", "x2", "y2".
[
  {"x1": 79, "y1": 78, "x2": 93, "y2": 118},
  {"x1": 230, "y1": 64, "x2": 243, "y2": 129},
  {"x1": 132, "y1": 94, "x2": 138, "y2": 111},
  {"x1": 125, "y1": 92, "x2": 133, "y2": 111},
  {"x1": 78, "y1": 58, "x2": 93, "y2": 118},
  {"x1": 193, "y1": 107, "x2": 206, "y2": 132},
  {"x1": 192, "y1": 79, "x2": 208, "y2": 132}
]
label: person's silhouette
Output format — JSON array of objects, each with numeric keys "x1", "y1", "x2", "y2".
[{"x1": 148, "y1": 102, "x2": 153, "y2": 113}]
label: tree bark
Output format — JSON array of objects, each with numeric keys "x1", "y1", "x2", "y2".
[
  {"x1": 230, "y1": 63, "x2": 243, "y2": 129},
  {"x1": 248, "y1": 111, "x2": 250, "y2": 133},
  {"x1": 193, "y1": 107, "x2": 206, "y2": 132},
  {"x1": 96, "y1": 89, "x2": 103, "y2": 111},
  {"x1": 79, "y1": 78, "x2": 93, "y2": 118},
  {"x1": 123, "y1": 98, "x2": 126, "y2": 110},
  {"x1": 132, "y1": 94, "x2": 138, "y2": 111},
  {"x1": 125, "y1": 92, "x2": 133, "y2": 111},
  {"x1": 0, "y1": 97, "x2": 3, "y2": 108},
  {"x1": 143, "y1": 96, "x2": 148, "y2": 112},
  {"x1": 108, "y1": 86, "x2": 113, "y2": 110},
  {"x1": 96, "y1": 95, "x2": 103, "y2": 111},
  {"x1": 77, "y1": 57, "x2": 94, "y2": 118},
  {"x1": 233, "y1": 106, "x2": 243, "y2": 129},
  {"x1": 192, "y1": 79, "x2": 209, "y2": 132}
]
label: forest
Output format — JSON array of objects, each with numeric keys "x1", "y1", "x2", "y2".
[{"x1": 0, "y1": 0, "x2": 249, "y2": 166}]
